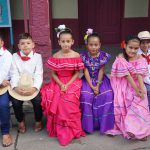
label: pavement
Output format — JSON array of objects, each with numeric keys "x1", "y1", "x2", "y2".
[
  {"x1": 1, "y1": 45, "x2": 150, "y2": 150},
  {"x1": 1, "y1": 109, "x2": 150, "y2": 150}
]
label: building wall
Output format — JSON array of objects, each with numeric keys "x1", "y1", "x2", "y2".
[
  {"x1": 124, "y1": 0, "x2": 149, "y2": 18},
  {"x1": 0, "y1": 0, "x2": 25, "y2": 49},
  {"x1": 10, "y1": 0, "x2": 24, "y2": 20},
  {"x1": 121, "y1": 0, "x2": 150, "y2": 39},
  {"x1": 51, "y1": 0, "x2": 150, "y2": 47},
  {"x1": 1, "y1": 0, "x2": 150, "y2": 49},
  {"x1": 51, "y1": 0, "x2": 79, "y2": 48},
  {"x1": 0, "y1": 0, "x2": 149, "y2": 82},
  {"x1": 52, "y1": 0, "x2": 78, "y2": 19}
]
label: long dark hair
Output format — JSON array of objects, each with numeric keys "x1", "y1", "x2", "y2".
[{"x1": 122, "y1": 35, "x2": 140, "y2": 61}]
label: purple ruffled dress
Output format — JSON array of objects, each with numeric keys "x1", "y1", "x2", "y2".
[{"x1": 80, "y1": 51, "x2": 114, "y2": 134}]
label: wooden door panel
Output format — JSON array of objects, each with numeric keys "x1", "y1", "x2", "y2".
[{"x1": 79, "y1": 0, "x2": 122, "y2": 44}]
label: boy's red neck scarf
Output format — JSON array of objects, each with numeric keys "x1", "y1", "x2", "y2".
[
  {"x1": 17, "y1": 51, "x2": 34, "y2": 61},
  {"x1": 141, "y1": 54, "x2": 150, "y2": 64},
  {"x1": 2, "y1": 47, "x2": 6, "y2": 50}
]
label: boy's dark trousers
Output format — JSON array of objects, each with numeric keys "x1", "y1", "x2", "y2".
[{"x1": 11, "y1": 94, "x2": 43, "y2": 122}]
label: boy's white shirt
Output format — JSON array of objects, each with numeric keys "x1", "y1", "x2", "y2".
[
  {"x1": 10, "y1": 51, "x2": 43, "y2": 90},
  {"x1": 138, "y1": 48, "x2": 150, "y2": 85},
  {"x1": 138, "y1": 48, "x2": 150, "y2": 56},
  {"x1": 0, "y1": 47, "x2": 12, "y2": 84}
]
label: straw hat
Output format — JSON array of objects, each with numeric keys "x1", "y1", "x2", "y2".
[
  {"x1": 138, "y1": 31, "x2": 150, "y2": 40},
  {"x1": 8, "y1": 73, "x2": 39, "y2": 101},
  {"x1": 0, "y1": 86, "x2": 8, "y2": 95}
]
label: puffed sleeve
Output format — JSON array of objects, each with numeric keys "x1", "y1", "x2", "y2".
[
  {"x1": 135, "y1": 58, "x2": 148, "y2": 77},
  {"x1": 80, "y1": 52, "x2": 86, "y2": 64},
  {"x1": 99, "y1": 51, "x2": 111, "y2": 66},
  {"x1": 111, "y1": 57, "x2": 136, "y2": 77}
]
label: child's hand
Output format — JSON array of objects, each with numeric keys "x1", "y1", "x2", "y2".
[
  {"x1": 136, "y1": 88, "x2": 144, "y2": 99},
  {"x1": 91, "y1": 85, "x2": 96, "y2": 91},
  {"x1": 94, "y1": 85, "x2": 100, "y2": 95},
  {"x1": 60, "y1": 84, "x2": 65, "y2": 91},
  {"x1": 1, "y1": 80, "x2": 10, "y2": 87},
  {"x1": 139, "y1": 89, "x2": 145, "y2": 100},
  {"x1": 61, "y1": 84, "x2": 68, "y2": 92},
  {"x1": 91, "y1": 85, "x2": 99, "y2": 95},
  {"x1": 141, "y1": 88, "x2": 146, "y2": 95},
  {"x1": 22, "y1": 87, "x2": 37, "y2": 96},
  {"x1": 14, "y1": 87, "x2": 24, "y2": 95},
  {"x1": 14, "y1": 87, "x2": 37, "y2": 96},
  {"x1": 94, "y1": 90, "x2": 99, "y2": 95}
]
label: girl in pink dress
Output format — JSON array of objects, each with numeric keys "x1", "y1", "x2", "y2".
[
  {"x1": 41, "y1": 25, "x2": 85, "y2": 146},
  {"x1": 107, "y1": 36, "x2": 150, "y2": 140}
]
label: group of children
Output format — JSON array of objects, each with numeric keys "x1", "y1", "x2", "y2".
[{"x1": 1, "y1": 24, "x2": 150, "y2": 147}]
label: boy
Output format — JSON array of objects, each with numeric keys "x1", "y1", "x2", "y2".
[
  {"x1": 10, "y1": 33, "x2": 43, "y2": 133},
  {"x1": 138, "y1": 31, "x2": 150, "y2": 109},
  {"x1": 0, "y1": 32, "x2": 13, "y2": 147}
]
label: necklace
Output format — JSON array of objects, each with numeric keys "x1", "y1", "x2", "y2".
[{"x1": 87, "y1": 52, "x2": 100, "y2": 71}]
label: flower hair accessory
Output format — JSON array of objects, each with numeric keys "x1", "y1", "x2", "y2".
[
  {"x1": 55, "y1": 24, "x2": 71, "y2": 38},
  {"x1": 121, "y1": 40, "x2": 125, "y2": 49},
  {"x1": 84, "y1": 28, "x2": 93, "y2": 44}
]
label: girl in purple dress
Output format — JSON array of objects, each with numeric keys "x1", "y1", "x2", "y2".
[{"x1": 80, "y1": 29, "x2": 114, "y2": 134}]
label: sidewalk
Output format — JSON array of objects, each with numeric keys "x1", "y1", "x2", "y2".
[{"x1": 1, "y1": 111, "x2": 150, "y2": 150}]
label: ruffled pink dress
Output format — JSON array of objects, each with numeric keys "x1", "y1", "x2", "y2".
[
  {"x1": 41, "y1": 57, "x2": 85, "y2": 146},
  {"x1": 107, "y1": 57, "x2": 150, "y2": 139}
]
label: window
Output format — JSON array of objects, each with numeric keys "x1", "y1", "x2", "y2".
[{"x1": 124, "y1": 0, "x2": 149, "y2": 18}]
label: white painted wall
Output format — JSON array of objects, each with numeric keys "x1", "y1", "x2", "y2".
[
  {"x1": 125, "y1": 0, "x2": 149, "y2": 18},
  {"x1": 52, "y1": 0, "x2": 78, "y2": 19},
  {"x1": 9, "y1": 0, "x2": 149, "y2": 20},
  {"x1": 10, "y1": 0, "x2": 24, "y2": 20}
]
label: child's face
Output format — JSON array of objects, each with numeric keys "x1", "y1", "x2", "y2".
[
  {"x1": 18, "y1": 38, "x2": 35, "y2": 55},
  {"x1": 0, "y1": 38, "x2": 4, "y2": 48},
  {"x1": 140, "y1": 39, "x2": 150, "y2": 53},
  {"x1": 58, "y1": 34, "x2": 74, "y2": 51},
  {"x1": 87, "y1": 37, "x2": 101, "y2": 56},
  {"x1": 125, "y1": 40, "x2": 140, "y2": 58}
]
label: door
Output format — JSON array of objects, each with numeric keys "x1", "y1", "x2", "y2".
[{"x1": 78, "y1": 0, "x2": 123, "y2": 45}]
